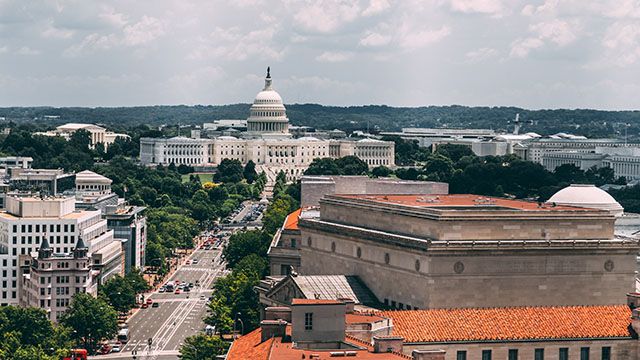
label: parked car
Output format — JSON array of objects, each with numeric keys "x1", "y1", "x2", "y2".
[
  {"x1": 152, "y1": 302, "x2": 160, "y2": 308},
  {"x1": 141, "y1": 303, "x2": 148, "y2": 309},
  {"x1": 175, "y1": 289, "x2": 181, "y2": 294},
  {"x1": 146, "y1": 299, "x2": 153, "y2": 305},
  {"x1": 111, "y1": 344, "x2": 121, "y2": 353}
]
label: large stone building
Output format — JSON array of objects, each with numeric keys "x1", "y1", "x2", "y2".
[
  {"x1": 0, "y1": 195, "x2": 123, "y2": 306},
  {"x1": 139, "y1": 69, "x2": 395, "y2": 179},
  {"x1": 35, "y1": 123, "x2": 129, "y2": 149},
  {"x1": 292, "y1": 193, "x2": 637, "y2": 309}
]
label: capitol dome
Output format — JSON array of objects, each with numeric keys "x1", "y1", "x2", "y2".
[
  {"x1": 547, "y1": 184, "x2": 623, "y2": 216},
  {"x1": 247, "y1": 67, "x2": 289, "y2": 134}
]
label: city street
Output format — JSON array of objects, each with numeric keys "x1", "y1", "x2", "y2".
[{"x1": 91, "y1": 244, "x2": 228, "y2": 360}]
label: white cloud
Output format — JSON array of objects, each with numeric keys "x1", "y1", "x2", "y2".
[
  {"x1": 42, "y1": 22, "x2": 75, "y2": 39},
  {"x1": 362, "y1": 0, "x2": 391, "y2": 16},
  {"x1": 510, "y1": 19, "x2": 580, "y2": 58},
  {"x1": 450, "y1": 0, "x2": 504, "y2": 16},
  {"x1": 465, "y1": 47, "x2": 498, "y2": 61},
  {"x1": 398, "y1": 25, "x2": 451, "y2": 49},
  {"x1": 123, "y1": 16, "x2": 165, "y2": 46},
  {"x1": 600, "y1": 21, "x2": 640, "y2": 66},
  {"x1": 292, "y1": 1, "x2": 362, "y2": 33},
  {"x1": 64, "y1": 33, "x2": 119, "y2": 57},
  {"x1": 16, "y1": 46, "x2": 41, "y2": 55},
  {"x1": 316, "y1": 51, "x2": 354, "y2": 62},
  {"x1": 510, "y1": 37, "x2": 544, "y2": 58},
  {"x1": 0, "y1": 46, "x2": 8, "y2": 54},
  {"x1": 359, "y1": 30, "x2": 392, "y2": 47},
  {"x1": 187, "y1": 26, "x2": 284, "y2": 61}
]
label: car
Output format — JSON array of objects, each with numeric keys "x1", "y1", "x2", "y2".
[
  {"x1": 146, "y1": 298, "x2": 153, "y2": 305},
  {"x1": 185, "y1": 260, "x2": 191, "y2": 265},
  {"x1": 175, "y1": 289, "x2": 181, "y2": 294},
  {"x1": 183, "y1": 287, "x2": 190, "y2": 292},
  {"x1": 111, "y1": 345, "x2": 121, "y2": 353},
  {"x1": 192, "y1": 259, "x2": 199, "y2": 264},
  {"x1": 152, "y1": 302, "x2": 160, "y2": 308},
  {"x1": 141, "y1": 303, "x2": 148, "y2": 309},
  {"x1": 100, "y1": 344, "x2": 112, "y2": 354},
  {"x1": 200, "y1": 295, "x2": 206, "y2": 300},
  {"x1": 158, "y1": 287, "x2": 165, "y2": 293}
]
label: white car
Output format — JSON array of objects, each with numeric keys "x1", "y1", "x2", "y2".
[{"x1": 111, "y1": 345, "x2": 121, "y2": 353}]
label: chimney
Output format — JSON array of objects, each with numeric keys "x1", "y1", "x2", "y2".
[
  {"x1": 627, "y1": 293, "x2": 640, "y2": 309},
  {"x1": 373, "y1": 335, "x2": 404, "y2": 353},
  {"x1": 338, "y1": 298, "x2": 355, "y2": 314},
  {"x1": 412, "y1": 350, "x2": 446, "y2": 360},
  {"x1": 265, "y1": 306, "x2": 292, "y2": 322},
  {"x1": 260, "y1": 319, "x2": 287, "y2": 342}
]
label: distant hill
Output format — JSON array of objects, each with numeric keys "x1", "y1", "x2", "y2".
[{"x1": 1, "y1": 104, "x2": 639, "y2": 138}]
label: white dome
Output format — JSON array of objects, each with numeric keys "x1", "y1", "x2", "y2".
[
  {"x1": 254, "y1": 89, "x2": 283, "y2": 104},
  {"x1": 547, "y1": 184, "x2": 623, "y2": 216}
]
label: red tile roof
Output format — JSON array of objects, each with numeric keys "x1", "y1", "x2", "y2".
[
  {"x1": 337, "y1": 194, "x2": 595, "y2": 212},
  {"x1": 291, "y1": 298, "x2": 343, "y2": 305},
  {"x1": 378, "y1": 305, "x2": 632, "y2": 343},
  {"x1": 283, "y1": 208, "x2": 302, "y2": 230},
  {"x1": 227, "y1": 326, "x2": 410, "y2": 360}
]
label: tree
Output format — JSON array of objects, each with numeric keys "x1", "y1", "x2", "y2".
[
  {"x1": 179, "y1": 334, "x2": 229, "y2": 360},
  {"x1": 435, "y1": 144, "x2": 474, "y2": 162},
  {"x1": 125, "y1": 267, "x2": 151, "y2": 294},
  {"x1": 222, "y1": 230, "x2": 271, "y2": 268},
  {"x1": 243, "y1": 160, "x2": 257, "y2": 184},
  {"x1": 0, "y1": 306, "x2": 54, "y2": 347},
  {"x1": 336, "y1": 155, "x2": 369, "y2": 175},
  {"x1": 262, "y1": 196, "x2": 297, "y2": 235},
  {"x1": 204, "y1": 296, "x2": 233, "y2": 336},
  {"x1": 304, "y1": 158, "x2": 341, "y2": 175},
  {"x1": 424, "y1": 153, "x2": 454, "y2": 181},
  {"x1": 60, "y1": 293, "x2": 118, "y2": 354},
  {"x1": 100, "y1": 275, "x2": 136, "y2": 313},
  {"x1": 214, "y1": 159, "x2": 244, "y2": 183},
  {"x1": 234, "y1": 253, "x2": 268, "y2": 278},
  {"x1": 371, "y1": 166, "x2": 392, "y2": 178}
]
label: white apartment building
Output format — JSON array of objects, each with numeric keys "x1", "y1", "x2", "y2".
[
  {"x1": 0, "y1": 195, "x2": 122, "y2": 306},
  {"x1": 139, "y1": 69, "x2": 395, "y2": 179}
]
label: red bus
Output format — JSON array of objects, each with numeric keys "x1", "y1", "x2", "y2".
[{"x1": 61, "y1": 349, "x2": 88, "y2": 360}]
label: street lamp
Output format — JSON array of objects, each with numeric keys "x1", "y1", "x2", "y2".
[{"x1": 233, "y1": 312, "x2": 244, "y2": 339}]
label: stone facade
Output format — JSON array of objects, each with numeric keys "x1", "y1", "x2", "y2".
[{"x1": 298, "y1": 194, "x2": 638, "y2": 309}]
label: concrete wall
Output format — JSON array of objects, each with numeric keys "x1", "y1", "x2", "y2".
[
  {"x1": 291, "y1": 302, "x2": 346, "y2": 343},
  {"x1": 403, "y1": 339, "x2": 638, "y2": 360},
  {"x1": 299, "y1": 221, "x2": 637, "y2": 308},
  {"x1": 301, "y1": 176, "x2": 449, "y2": 208}
]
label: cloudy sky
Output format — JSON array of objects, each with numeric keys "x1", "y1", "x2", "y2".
[{"x1": 0, "y1": 0, "x2": 639, "y2": 109}]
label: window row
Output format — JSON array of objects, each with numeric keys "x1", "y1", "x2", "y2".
[
  {"x1": 456, "y1": 346, "x2": 611, "y2": 360},
  {"x1": 12, "y1": 224, "x2": 75, "y2": 234}
]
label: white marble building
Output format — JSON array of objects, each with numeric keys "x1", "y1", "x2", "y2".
[
  {"x1": 139, "y1": 69, "x2": 395, "y2": 179},
  {"x1": 35, "y1": 123, "x2": 129, "y2": 149}
]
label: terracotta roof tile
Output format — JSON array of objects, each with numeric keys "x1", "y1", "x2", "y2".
[
  {"x1": 227, "y1": 326, "x2": 409, "y2": 360},
  {"x1": 378, "y1": 305, "x2": 632, "y2": 343},
  {"x1": 283, "y1": 208, "x2": 302, "y2": 230}
]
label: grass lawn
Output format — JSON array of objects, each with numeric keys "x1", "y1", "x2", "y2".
[{"x1": 182, "y1": 173, "x2": 214, "y2": 183}]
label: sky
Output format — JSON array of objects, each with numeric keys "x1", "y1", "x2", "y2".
[{"x1": 0, "y1": 0, "x2": 639, "y2": 110}]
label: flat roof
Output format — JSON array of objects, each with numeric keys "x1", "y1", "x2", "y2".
[{"x1": 334, "y1": 194, "x2": 595, "y2": 212}]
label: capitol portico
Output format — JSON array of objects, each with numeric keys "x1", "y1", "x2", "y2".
[{"x1": 139, "y1": 68, "x2": 395, "y2": 178}]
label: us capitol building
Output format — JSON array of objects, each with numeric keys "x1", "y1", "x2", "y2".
[{"x1": 139, "y1": 68, "x2": 395, "y2": 179}]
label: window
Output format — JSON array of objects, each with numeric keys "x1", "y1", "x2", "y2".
[
  {"x1": 456, "y1": 351, "x2": 467, "y2": 360},
  {"x1": 535, "y1": 349, "x2": 544, "y2": 360},
  {"x1": 481, "y1": 350, "x2": 492, "y2": 360},
  {"x1": 581, "y1": 347, "x2": 590, "y2": 360},
  {"x1": 601, "y1": 347, "x2": 611, "y2": 360},
  {"x1": 508, "y1": 349, "x2": 518, "y2": 360},
  {"x1": 304, "y1": 312, "x2": 313, "y2": 330}
]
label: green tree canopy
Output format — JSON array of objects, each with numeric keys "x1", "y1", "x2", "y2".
[
  {"x1": 179, "y1": 334, "x2": 229, "y2": 360},
  {"x1": 60, "y1": 293, "x2": 118, "y2": 354},
  {"x1": 214, "y1": 159, "x2": 244, "y2": 183}
]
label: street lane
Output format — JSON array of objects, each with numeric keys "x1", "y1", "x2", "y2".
[{"x1": 95, "y1": 243, "x2": 228, "y2": 359}]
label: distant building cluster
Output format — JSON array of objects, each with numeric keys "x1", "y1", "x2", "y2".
[
  {"x1": 0, "y1": 156, "x2": 145, "y2": 320},
  {"x1": 139, "y1": 69, "x2": 395, "y2": 180},
  {"x1": 382, "y1": 127, "x2": 640, "y2": 180}
]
